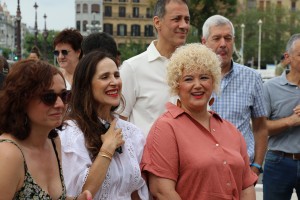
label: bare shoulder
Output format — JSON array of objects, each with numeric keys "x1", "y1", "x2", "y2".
[
  {"x1": 0, "y1": 137, "x2": 25, "y2": 198},
  {"x1": 0, "y1": 137, "x2": 24, "y2": 166}
]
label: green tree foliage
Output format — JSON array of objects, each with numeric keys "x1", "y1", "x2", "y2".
[
  {"x1": 232, "y1": 5, "x2": 300, "y2": 68},
  {"x1": 24, "y1": 30, "x2": 58, "y2": 64},
  {"x1": 189, "y1": 0, "x2": 237, "y2": 37},
  {"x1": 118, "y1": 40, "x2": 148, "y2": 61}
]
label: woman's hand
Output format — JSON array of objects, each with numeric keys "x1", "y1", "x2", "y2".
[
  {"x1": 100, "y1": 119, "x2": 125, "y2": 154},
  {"x1": 67, "y1": 190, "x2": 92, "y2": 200}
]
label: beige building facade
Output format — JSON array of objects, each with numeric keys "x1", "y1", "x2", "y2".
[{"x1": 103, "y1": 0, "x2": 155, "y2": 46}]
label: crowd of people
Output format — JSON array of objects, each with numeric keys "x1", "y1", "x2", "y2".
[{"x1": 0, "y1": 0, "x2": 299, "y2": 199}]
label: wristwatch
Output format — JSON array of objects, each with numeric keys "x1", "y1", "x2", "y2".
[{"x1": 250, "y1": 163, "x2": 263, "y2": 174}]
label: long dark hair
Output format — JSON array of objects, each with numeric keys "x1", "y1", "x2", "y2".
[
  {"x1": 68, "y1": 51, "x2": 123, "y2": 161},
  {"x1": 0, "y1": 59, "x2": 65, "y2": 140}
]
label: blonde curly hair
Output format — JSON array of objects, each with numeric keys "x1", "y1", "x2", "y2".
[{"x1": 167, "y1": 43, "x2": 221, "y2": 95}]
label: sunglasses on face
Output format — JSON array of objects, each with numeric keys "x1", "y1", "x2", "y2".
[
  {"x1": 40, "y1": 90, "x2": 71, "y2": 106},
  {"x1": 53, "y1": 50, "x2": 70, "y2": 57}
]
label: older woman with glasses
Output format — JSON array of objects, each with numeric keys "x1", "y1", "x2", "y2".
[
  {"x1": 53, "y1": 28, "x2": 83, "y2": 90},
  {"x1": 141, "y1": 43, "x2": 257, "y2": 200},
  {"x1": 0, "y1": 59, "x2": 92, "y2": 199}
]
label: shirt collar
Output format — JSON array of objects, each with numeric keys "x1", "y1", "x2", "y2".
[
  {"x1": 278, "y1": 69, "x2": 295, "y2": 86},
  {"x1": 166, "y1": 102, "x2": 223, "y2": 122},
  {"x1": 147, "y1": 40, "x2": 168, "y2": 62}
]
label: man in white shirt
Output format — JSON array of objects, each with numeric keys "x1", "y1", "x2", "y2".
[{"x1": 120, "y1": 0, "x2": 190, "y2": 136}]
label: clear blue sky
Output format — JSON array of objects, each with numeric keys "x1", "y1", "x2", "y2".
[{"x1": 3, "y1": 0, "x2": 75, "y2": 31}]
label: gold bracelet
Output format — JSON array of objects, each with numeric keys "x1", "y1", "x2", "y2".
[
  {"x1": 100, "y1": 148, "x2": 113, "y2": 158},
  {"x1": 99, "y1": 152, "x2": 112, "y2": 161}
]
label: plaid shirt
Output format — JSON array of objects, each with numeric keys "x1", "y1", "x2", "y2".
[{"x1": 211, "y1": 62, "x2": 267, "y2": 162}]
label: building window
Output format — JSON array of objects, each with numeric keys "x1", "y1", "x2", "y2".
[
  {"x1": 83, "y1": 4, "x2": 88, "y2": 13},
  {"x1": 76, "y1": 4, "x2": 81, "y2": 13},
  {"x1": 104, "y1": 6, "x2": 112, "y2": 17},
  {"x1": 276, "y1": 1, "x2": 282, "y2": 8},
  {"x1": 91, "y1": 4, "x2": 100, "y2": 13},
  {"x1": 258, "y1": 1, "x2": 264, "y2": 10},
  {"x1": 104, "y1": 0, "x2": 112, "y2": 2},
  {"x1": 247, "y1": 0, "x2": 256, "y2": 9},
  {"x1": 132, "y1": 7, "x2": 139, "y2": 18},
  {"x1": 119, "y1": 7, "x2": 126, "y2": 17},
  {"x1": 119, "y1": 0, "x2": 126, "y2": 2},
  {"x1": 146, "y1": 8, "x2": 152, "y2": 18},
  {"x1": 132, "y1": 0, "x2": 139, "y2": 2},
  {"x1": 131, "y1": 24, "x2": 140, "y2": 36},
  {"x1": 291, "y1": 1, "x2": 296, "y2": 11},
  {"x1": 266, "y1": 1, "x2": 271, "y2": 9},
  {"x1": 76, "y1": 20, "x2": 81, "y2": 31},
  {"x1": 104, "y1": 23, "x2": 113, "y2": 35},
  {"x1": 117, "y1": 24, "x2": 127, "y2": 36},
  {"x1": 144, "y1": 25, "x2": 154, "y2": 37},
  {"x1": 83, "y1": 20, "x2": 88, "y2": 32}
]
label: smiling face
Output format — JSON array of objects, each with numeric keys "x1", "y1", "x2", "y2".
[
  {"x1": 91, "y1": 57, "x2": 122, "y2": 112},
  {"x1": 178, "y1": 69, "x2": 213, "y2": 113},
  {"x1": 26, "y1": 74, "x2": 67, "y2": 130},
  {"x1": 154, "y1": 0, "x2": 190, "y2": 50}
]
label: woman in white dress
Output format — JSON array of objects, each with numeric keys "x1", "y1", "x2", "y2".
[{"x1": 59, "y1": 51, "x2": 149, "y2": 200}]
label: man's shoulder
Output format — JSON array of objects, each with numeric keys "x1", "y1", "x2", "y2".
[{"x1": 233, "y1": 62, "x2": 262, "y2": 80}]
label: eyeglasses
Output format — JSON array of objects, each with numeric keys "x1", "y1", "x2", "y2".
[
  {"x1": 53, "y1": 50, "x2": 70, "y2": 57},
  {"x1": 40, "y1": 90, "x2": 71, "y2": 106}
]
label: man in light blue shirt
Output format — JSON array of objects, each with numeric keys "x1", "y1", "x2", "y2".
[{"x1": 202, "y1": 15, "x2": 268, "y2": 176}]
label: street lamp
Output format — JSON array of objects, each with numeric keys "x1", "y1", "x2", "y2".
[
  {"x1": 240, "y1": 23, "x2": 245, "y2": 65},
  {"x1": 86, "y1": 23, "x2": 102, "y2": 34},
  {"x1": 42, "y1": 14, "x2": 49, "y2": 61},
  {"x1": 86, "y1": 12, "x2": 102, "y2": 34},
  {"x1": 257, "y1": 19, "x2": 262, "y2": 70},
  {"x1": 15, "y1": 0, "x2": 21, "y2": 61},
  {"x1": 33, "y1": 2, "x2": 38, "y2": 46}
]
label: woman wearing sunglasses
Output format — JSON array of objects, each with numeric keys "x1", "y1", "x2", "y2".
[
  {"x1": 0, "y1": 59, "x2": 92, "y2": 199},
  {"x1": 59, "y1": 51, "x2": 149, "y2": 199},
  {"x1": 53, "y1": 28, "x2": 83, "y2": 90}
]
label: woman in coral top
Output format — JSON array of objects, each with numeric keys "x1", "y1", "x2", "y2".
[{"x1": 141, "y1": 43, "x2": 257, "y2": 200}]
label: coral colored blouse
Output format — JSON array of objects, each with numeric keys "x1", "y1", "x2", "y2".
[{"x1": 141, "y1": 103, "x2": 257, "y2": 200}]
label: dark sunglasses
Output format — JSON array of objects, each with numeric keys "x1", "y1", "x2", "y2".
[
  {"x1": 40, "y1": 90, "x2": 71, "y2": 106},
  {"x1": 53, "y1": 50, "x2": 70, "y2": 57}
]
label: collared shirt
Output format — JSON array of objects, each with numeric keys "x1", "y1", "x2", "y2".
[
  {"x1": 211, "y1": 62, "x2": 267, "y2": 162},
  {"x1": 263, "y1": 71, "x2": 300, "y2": 153},
  {"x1": 141, "y1": 102, "x2": 257, "y2": 200},
  {"x1": 120, "y1": 40, "x2": 172, "y2": 136}
]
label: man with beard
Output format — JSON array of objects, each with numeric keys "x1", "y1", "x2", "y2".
[{"x1": 202, "y1": 15, "x2": 268, "y2": 176}]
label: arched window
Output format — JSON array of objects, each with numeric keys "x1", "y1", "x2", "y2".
[
  {"x1": 76, "y1": 20, "x2": 81, "y2": 31},
  {"x1": 91, "y1": 4, "x2": 100, "y2": 13},
  {"x1": 83, "y1": 4, "x2": 88, "y2": 13},
  {"x1": 76, "y1": 4, "x2": 81, "y2": 13},
  {"x1": 83, "y1": 20, "x2": 88, "y2": 32}
]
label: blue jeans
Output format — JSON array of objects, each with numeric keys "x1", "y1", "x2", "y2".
[{"x1": 263, "y1": 150, "x2": 300, "y2": 200}]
